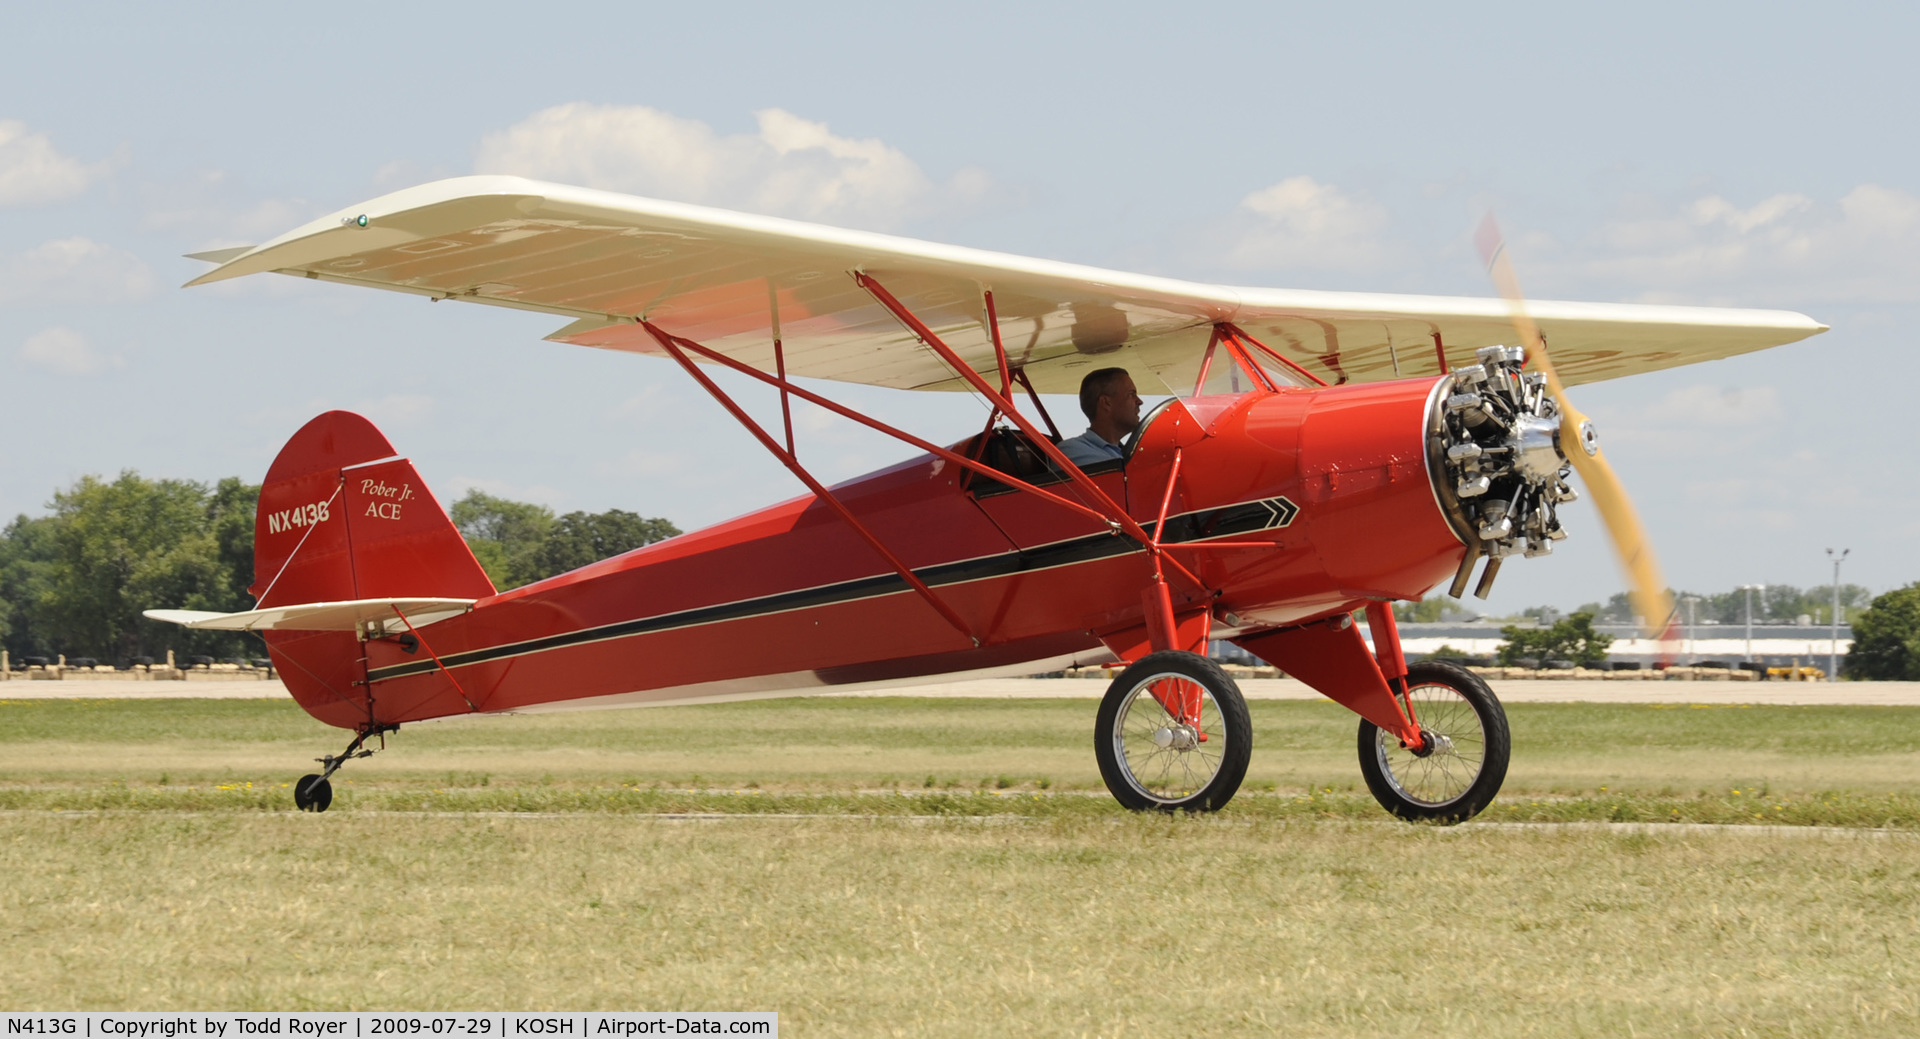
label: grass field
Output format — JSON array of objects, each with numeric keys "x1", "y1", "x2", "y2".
[
  {"x1": 5, "y1": 695, "x2": 1920, "y2": 824},
  {"x1": 5, "y1": 695, "x2": 1920, "y2": 1033}
]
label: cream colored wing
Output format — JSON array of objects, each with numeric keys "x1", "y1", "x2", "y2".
[{"x1": 189, "y1": 176, "x2": 1826, "y2": 394}]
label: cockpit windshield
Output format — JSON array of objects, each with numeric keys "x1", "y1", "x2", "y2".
[{"x1": 1185, "y1": 336, "x2": 1314, "y2": 396}]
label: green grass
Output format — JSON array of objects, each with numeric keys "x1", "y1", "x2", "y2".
[
  {"x1": 3, "y1": 696, "x2": 1919, "y2": 823},
  {"x1": 3, "y1": 813, "x2": 1917, "y2": 1034},
  {"x1": 7, "y1": 695, "x2": 1920, "y2": 1032}
]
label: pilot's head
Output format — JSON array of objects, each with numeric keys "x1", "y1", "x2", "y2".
[{"x1": 1079, "y1": 367, "x2": 1142, "y2": 437}]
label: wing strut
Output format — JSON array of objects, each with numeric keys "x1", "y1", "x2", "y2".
[
  {"x1": 645, "y1": 269, "x2": 1220, "y2": 657},
  {"x1": 857, "y1": 275, "x2": 1196, "y2": 573},
  {"x1": 644, "y1": 324, "x2": 1124, "y2": 528},
  {"x1": 855, "y1": 272, "x2": 1211, "y2": 637},
  {"x1": 646, "y1": 324, "x2": 983, "y2": 647},
  {"x1": 387, "y1": 605, "x2": 478, "y2": 712},
  {"x1": 1220, "y1": 323, "x2": 1328, "y2": 388},
  {"x1": 1009, "y1": 369, "x2": 1062, "y2": 441}
]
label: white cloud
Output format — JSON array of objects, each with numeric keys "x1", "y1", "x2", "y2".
[
  {"x1": 1628, "y1": 384, "x2": 1783, "y2": 428},
  {"x1": 143, "y1": 170, "x2": 316, "y2": 245},
  {"x1": 18, "y1": 326, "x2": 119, "y2": 376},
  {"x1": 0, "y1": 121, "x2": 106, "y2": 205},
  {"x1": 0, "y1": 237, "x2": 154, "y2": 305},
  {"x1": 1217, "y1": 175, "x2": 1404, "y2": 271},
  {"x1": 1575, "y1": 184, "x2": 1920, "y2": 304},
  {"x1": 474, "y1": 103, "x2": 989, "y2": 228},
  {"x1": 1590, "y1": 383, "x2": 1785, "y2": 460}
]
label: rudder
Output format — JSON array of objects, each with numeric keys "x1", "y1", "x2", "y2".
[{"x1": 255, "y1": 411, "x2": 495, "y2": 728}]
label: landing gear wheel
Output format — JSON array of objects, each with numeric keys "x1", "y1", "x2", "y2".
[
  {"x1": 1095, "y1": 650, "x2": 1252, "y2": 812},
  {"x1": 294, "y1": 774, "x2": 333, "y2": 813},
  {"x1": 1358, "y1": 660, "x2": 1509, "y2": 824}
]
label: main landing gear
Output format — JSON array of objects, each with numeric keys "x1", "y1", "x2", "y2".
[
  {"x1": 1358, "y1": 661, "x2": 1510, "y2": 823},
  {"x1": 1092, "y1": 648, "x2": 1509, "y2": 823},
  {"x1": 293, "y1": 724, "x2": 396, "y2": 813},
  {"x1": 1095, "y1": 650, "x2": 1252, "y2": 812}
]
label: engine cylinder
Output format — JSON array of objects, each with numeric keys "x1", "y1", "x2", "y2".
[{"x1": 1425, "y1": 346, "x2": 1576, "y2": 561}]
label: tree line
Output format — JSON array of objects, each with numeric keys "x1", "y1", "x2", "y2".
[
  {"x1": 1396, "y1": 582, "x2": 1875, "y2": 628},
  {"x1": 1577, "y1": 585, "x2": 1873, "y2": 627},
  {"x1": 0, "y1": 473, "x2": 678, "y2": 663},
  {"x1": 9, "y1": 471, "x2": 1914, "y2": 678}
]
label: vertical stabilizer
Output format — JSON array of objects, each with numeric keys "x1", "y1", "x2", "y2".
[
  {"x1": 254, "y1": 411, "x2": 495, "y2": 728},
  {"x1": 253, "y1": 411, "x2": 495, "y2": 605}
]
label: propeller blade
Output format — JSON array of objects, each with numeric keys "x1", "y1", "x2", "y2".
[{"x1": 1474, "y1": 215, "x2": 1676, "y2": 639}]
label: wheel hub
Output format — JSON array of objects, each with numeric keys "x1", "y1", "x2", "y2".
[
  {"x1": 1406, "y1": 728, "x2": 1453, "y2": 758},
  {"x1": 1153, "y1": 725, "x2": 1199, "y2": 751}
]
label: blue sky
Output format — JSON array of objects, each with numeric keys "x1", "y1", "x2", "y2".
[{"x1": 2, "y1": 2, "x2": 1914, "y2": 614}]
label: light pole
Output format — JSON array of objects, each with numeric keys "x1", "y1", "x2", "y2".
[
  {"x1": 1826, "y1": 548, "x2": 1850, "y2": 680},
  {"x1": 1740, "y1": 584, "x2": 1766, "y2": 664},
  {"x1": 1681, "y1": 595, "x2": 1702, "y2": 665}
]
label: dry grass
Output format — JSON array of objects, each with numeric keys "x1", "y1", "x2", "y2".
[
  {"x1": 3, "y1": 812, "x2": 1917, "y2": 1036},
  {"x1": 7, "y1": 697, "x2": 1920, "y2": 1033},
  {"x1": 5, "y1": 696, "x2": 1920, "y2": 801}
]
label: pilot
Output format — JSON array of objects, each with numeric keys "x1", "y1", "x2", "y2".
[{"x1": 1058, "y1": 367, "x2": 1143, "y2": 467}]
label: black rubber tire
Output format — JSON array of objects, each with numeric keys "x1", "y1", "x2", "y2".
[
  {"x1": 294, "y1": 774, "x2": 333, "y2": 813},
  {"x1": 1095, "y1": 650, "x2": 1252, "y2": 812},
  {"x1": 1358, "y1": 660, "x2": 1509, "y2": 824}
]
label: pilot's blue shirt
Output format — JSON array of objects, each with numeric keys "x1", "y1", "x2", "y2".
[{"x1": 1059, "y1": 429, "x2": 1125, "y2": 467}]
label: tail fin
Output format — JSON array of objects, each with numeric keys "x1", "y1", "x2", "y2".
[
  {"x1": 252, "y1": 411, "x2": 494, "y2": 729},
  {"x1": 254, "y1": 411, "x2": 495, "y2": 606}
]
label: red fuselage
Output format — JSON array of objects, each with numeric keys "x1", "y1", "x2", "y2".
[{"x1": 275, "y1": 378, "x2": 1464, "y2": 730}]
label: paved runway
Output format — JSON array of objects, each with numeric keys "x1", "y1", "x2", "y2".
[{"x1": 5, "y1": 676, "x2": 1920, "y2": 705}]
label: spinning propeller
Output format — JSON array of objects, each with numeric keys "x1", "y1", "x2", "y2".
[{"x1": 1473, "y1": 215, "x2": 1676, "y2": 639}]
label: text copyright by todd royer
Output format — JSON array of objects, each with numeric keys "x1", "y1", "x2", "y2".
[{"x1": 2, "y1": 1016, "x2": 774, "y2": 1039}]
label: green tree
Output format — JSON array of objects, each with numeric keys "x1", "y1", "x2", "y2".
[
  {"x1": 0, "y1": 472, "x2": 259, "y2": 661},
  {"x1": 535, "y1": 509, "x2": 680, "y2": 578},
  {"x1": 450, "y1": 491, "x2": 556, "y2": 589},
  {"x1": 452, "y1": 491, "x2": 680, "y2": 590},
  {"x1": 1393, "y1": 595, "x2": 1479, "y2": 623},
  {"x1": 0, "y1": 514, "x2": 58, "y2": 654},
  {"x1": 1496, "y1": 611, "x2": 1612, "y2": 666},
  {"x1": 1842, "y1": 583, "x2": 1920, "y2": 681},
  {"x1": 1584, "y1": 584, "x2": 1872, "y2": 627}
]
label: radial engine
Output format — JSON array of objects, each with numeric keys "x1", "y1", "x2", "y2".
[{"x1": 1427, "y1": 344, "x2": 1583, "y2": 597}]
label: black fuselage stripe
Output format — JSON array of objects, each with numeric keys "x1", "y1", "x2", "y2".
[{"x1": 366, "y1": 497, "x2": 1295, "y2": 682}]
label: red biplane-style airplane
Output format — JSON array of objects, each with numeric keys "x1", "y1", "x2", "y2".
[{"x1": 148, "y1": 177, "x2": 1824, "y2": 821}]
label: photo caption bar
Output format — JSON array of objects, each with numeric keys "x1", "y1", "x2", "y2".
[{"x1": 1, "y1": 1015, "x2": 774, "y2": 1039}]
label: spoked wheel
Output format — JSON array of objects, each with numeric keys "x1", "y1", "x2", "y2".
[
  {"x1": 1358, "y1": 660, "x2": 1509, "y2": 824},
  {"x1": 293, "y1": 773, "x2": 333, "y2": 813},
  {"x1": 1095, "y1": 650, "x2": 1252, "y2": 812}
]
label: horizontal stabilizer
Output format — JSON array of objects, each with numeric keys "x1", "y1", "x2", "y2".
[{"x1": 143, "y1": 597, "x2": 475, "y2": 632}]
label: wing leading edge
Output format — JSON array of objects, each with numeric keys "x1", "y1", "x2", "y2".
[{"x1": 188, "y1": 176, "x2": 1826, "y2": 394}]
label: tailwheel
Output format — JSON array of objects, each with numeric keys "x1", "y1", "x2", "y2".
[
  {"x1": 1359, "y1": 660, "x2": 1510, "y2": 824},
  {"x1": 294, "y1": 774, "x2": 333, "y2": 812},
  {"x1": 1095, "y1": 650, "x2": 1251, "y2": 812},
  {"x1": 291, "y1": 723, "x2": 395, "y2": 813}
]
